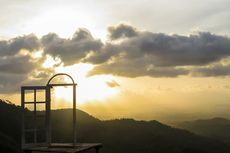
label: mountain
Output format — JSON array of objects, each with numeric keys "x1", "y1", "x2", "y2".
[
  {"x1": 0, "y1": 131, "x2": 21, "y2": 153},
  {"x1": 94, "y1": 119, "x2": 230, "y2": 153},
  {"x1": 177, "y1": 117, "x2": 230, "y2": 145},
  {"x1": 1, "y1": 100, "x2": 230, "y2": 153},
  {"x1": 0, "y1": 100, "x2": 22, "y2": 153}
]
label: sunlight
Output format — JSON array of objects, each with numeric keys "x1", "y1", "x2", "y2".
[
  {"x1": 53, "y1": 63, "x2": 119, "y2": 104},
  {"x1": 42, "y1": 55, "x2": 61, "y2": 68},
  {"x1": 25, "y1": 6, "x2": 106, "y2": 40}
]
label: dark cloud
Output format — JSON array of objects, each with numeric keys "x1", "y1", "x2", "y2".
[
  {"x1": 87, "y1": 25, "x2": 230, "y2": 77},
  {"x1": 83, "y1": 43, "x2": 121, "y2": 64},
  {"x1": 0, "y1": 68, "x2": 55, "y2": 93},
  {"x1": 190, "y1": 63, "x2": 230, "y2": 77},
  {"x1": 106, "y1": 80, "x2": 120, "y2": 88},
  {"x1": 0, "y1": 34, "x2": 40, "y2": 56},
  {"x1": 0, "y1": 73, "x2": 27, "y2": 93},
  {"x1": 0, "y1": 54, "x2": 52, "y2": 93},
  {"x1": 41, "y1": 28, "x2": 103, "y2": 65},
  {"x1": 108, "y1": 24, "x2": 138, "y2": 40},
  {"x1": 105, "y1": 31, "x2": 230, "y2": 67},
  {"x1": 138, "y1": 32, "x2": 230, "y2": 66},
  {"x1": 0, "y1": 64, "x2": 54, "y2": 93},
  {"x1": 0, "y1": 34, "x2": 53, "y2": 93},
  {"x1": 0, "y1": 55, "x2": 37, "y2": 74},
  {"x1": 1, "y1": 25, "x2": 230, "y2": 93},
  {"x1": 89, "y1": 62, "x2": 188, "y2": 78}
]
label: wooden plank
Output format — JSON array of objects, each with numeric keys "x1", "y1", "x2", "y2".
[
  {"x1": 48, "y1": 83, "x2": 77, "y2": 87},
  {"x1": 25, "y1": 114, "x2": 46, "y2": 118},
  {"x1": 22, "y1": 86, "x2": 47, "y2": 90},
  {"x1": 25, "y1": 128, "x2": 46, "y2": 132},
  {"x1": 24, "y1": 101, "x2": 46, "y2": 104},
  {"x1": 23, "y1": 143, "x2": 102, "y2": 153}
]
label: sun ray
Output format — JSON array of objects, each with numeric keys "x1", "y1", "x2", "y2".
[{"x1": 52, "y1": 63, "x2": 119, "y2": 105}]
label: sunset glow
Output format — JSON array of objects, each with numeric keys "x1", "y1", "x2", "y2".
[
  {"x1": 1, "y1": 0, "x2": 230, "y2": 122},
  {"x1": 51, "y1": 63, "x2": 119, "y2": 104}
]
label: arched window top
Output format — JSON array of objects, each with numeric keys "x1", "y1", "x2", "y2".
[{"x1": 47, "y1": 73, "x2": 76, "y2": 86}]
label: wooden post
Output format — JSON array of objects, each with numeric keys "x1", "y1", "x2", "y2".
[
  {"x1": 95, "y1": 146, "x2": 100, "y2": 153},
  {"x1": 34, "y1": 89, "x2": 37, "y2": 144},
  {"x1": 46, "y1": 86, "x2": 51, "y2": 146},
  {"x1": 21, "y1": 87, "x2": 25, "y2": 148},
  {"x1": 73, "y1": 84, "x2": 77, "y2": 147}
]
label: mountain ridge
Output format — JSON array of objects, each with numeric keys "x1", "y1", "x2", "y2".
[
  {"x1": 1, "y1": 99, "x2": 230, "y2": 153},
  {"x1": 177, "y1": 117, "x2": 230, "y2": 145}
]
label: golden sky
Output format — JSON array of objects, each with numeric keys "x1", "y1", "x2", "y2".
[{"x1": 1, "y1": 0, "x2": 230, "y2": 122}]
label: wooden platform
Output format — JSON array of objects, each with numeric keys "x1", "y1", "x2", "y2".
[{"x1": 22, "y1": 143, "x2": 102, "y2": 153}]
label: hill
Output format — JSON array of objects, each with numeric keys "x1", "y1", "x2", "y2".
[
  {"x1": 0, "y1": 100, "x2": 22, "y2": 153},
  {"x1": 1, "y1": 100, "x2": 230, "y2": 153},
  {"x1": 177, "y1": 117, "x2": 230, "y2": 145},
  {"x1": 0, "y1": 131, "x2": 21, "y2": 153}
]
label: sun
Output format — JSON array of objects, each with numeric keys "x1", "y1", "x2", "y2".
[{"x1": 46, "y1": 63, "x2": 119, "y2": 106}]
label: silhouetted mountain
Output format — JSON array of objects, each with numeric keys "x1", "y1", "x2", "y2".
[
  {"x1": 0, "y1": 100, "x2": 21, "y2": 139},
  {"x1": 0, "y1": 100, "x2": 22, "y2": 153},
  {"x1": 1, "y1": 100, "x2": 230, "y2": 153},
  {"x1": 177, "y1": 117, "x2": 230, "y2": 145}
]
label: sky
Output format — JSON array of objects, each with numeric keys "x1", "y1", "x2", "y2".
[{"x1": 1, "y1": 0, "x2": 230, "y2": 123}]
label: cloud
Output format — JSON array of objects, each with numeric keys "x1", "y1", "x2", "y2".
[
  {"x1": 108, "y1": 24, "x2": 138, "y2": 40},
  {"x1": 87, "y1": 24, "x2": 230, "y2": 77},
  {"x1": 191, "y1": 63, "x2": 230, "y2": 77},
  {"x1": 0, "y1": 55, "x2": 38, "y2": 74},
  {"x1": 106, "y1": 80, "x2": 120, "y2": 88},
  {"x1": 92, "y1": 29, "x2": 230, "y2": 67},
  {"x1": 0, "y1": 34, "x2": 40, "y2": 56},
  {"x1": 0, "y1": 35, "x2": 44, "y2": 75},
  {"x1": 41, "y1": 28, "x2": 103, "y2": 65},
  {"x1": 0, "y1": 73, "x2": 27, "y2": 93},
  {"x1": 89, "y1": 61, "x2": 189, "y2": 77},
  {"x1": 83, "y1": 43, "x2": 121, "y2": 64},
  {"x1": 0, "y1": 34, "x2": 53, "y2": 93},
  {"x1": 2, "y1": 24, "x2": 230, "y2": 93}
]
